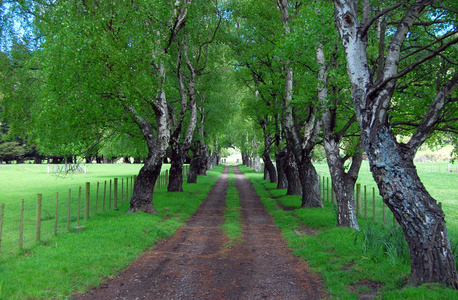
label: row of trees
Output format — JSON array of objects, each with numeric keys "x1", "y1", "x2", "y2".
[
  {"x1": 1, "y1": 0, "x2": 457, "y2": 290},
  {"x1": 0, "y1": 1, "x2": 238, "y2": 210},
  {"x1": 225, "y1": 0, "x2": 458, "y2": 289}
]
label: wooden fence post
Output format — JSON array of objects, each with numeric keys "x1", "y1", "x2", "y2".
[
  {"x1": 121, "y1": 178, "x2": 124, "y2": 205},
  {"x1": 364, "y1": 185, "x2": 367, "y2": 219},
  {"x1": 103, "y1": 181, "x2": 107, "y2": 211},
  {"x1": 77, "y1": 187, "x2": 81, "y2": 226},
  {"x1": 125, "y1": 177, "x2": 129, "y2": 200},
  {"x1": 319, "y1": 176, "x2": 322, "y2": 198},
  {"x1": 356, "y1": 184, "x2": 361, "y2": 216},
  {"x1": 54, "y1": 192, "x2": 59, "y2": 236},
  {"x1": 0, "y1": 203, "x2": 5, "y2": 252},
  {"x1": 109, "y1": 180, "x2": 112, "y2": 209},
  {"x1": 67, "y1": 189, "x2": 71, "y2": 231},
  {"x1": 85, "y1": 182, "x2": 90, "y2": 220},
  {"x1": 36, "y1": 194, "x2": 42, "y2": 242},
  {"x1": 326, "y1": 177, "x2": 329, "y2": 202},
  {"x1": 331, "y1": 186, "x2": 335, "y2": 203},
  {"x1": 372, "y1": 187, "x2": 376, "y2": 222},
  {"x1": 114, "y1": 178, "x2": 118, "y2": 209},
  {"x1": 95, "y1": 182, "x2": 99, "y2": 216},
  {"x1": 19, "y1": 199, "x2": 24, "y2": 249}
]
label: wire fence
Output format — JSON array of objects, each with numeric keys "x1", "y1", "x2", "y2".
[{"x1": 0, "y1": 166, "x2": 189, "y2": 257}]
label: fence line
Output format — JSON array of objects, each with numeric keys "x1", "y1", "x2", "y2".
[
  {"x1": 317, "y1": 175, "x2": 445, "y2": 228},
  {"x1": 0, "y1": 165, "x2": 189, "y2": 256}
]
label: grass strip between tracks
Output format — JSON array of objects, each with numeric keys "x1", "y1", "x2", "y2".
[{"x1": 221, "y1": 165, "x2": 242, "y2": 249}]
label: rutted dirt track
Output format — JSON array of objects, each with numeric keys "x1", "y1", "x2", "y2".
[{"x1": 74, "y1": 165, "x2": 327, "y2": 299}]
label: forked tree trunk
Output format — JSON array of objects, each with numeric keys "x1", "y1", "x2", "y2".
[
  {"x1": 275, "y1": 148, "x2": 288, "y2": 189},
  {"x1": 317, "y1": 42, "x2": 361, "y2": 229},
  {"x1": 168, "y1": 39, "x2": 198, "y2": 192},
  {"x1": 127, "y1": 74, "x2": 170, "y2": 213},
  {"x1": 325, "y1": 138, "x2": 360, "y2": 229},
  {"x1": 278, "y1": 0, "x2": 322, "y2": 208}
]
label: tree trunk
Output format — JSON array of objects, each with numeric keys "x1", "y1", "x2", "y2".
[
  {"x1": 187, "y1": 141, "x2": 201, "y2": 183},
  {"x1": 324, "y1": 137, "x2": 361, "y2": 230},
  {"x1": 207, "y1": 150, "x2": 217, "y2": 170},
  {"x1": 316, "y1": 42, "x2": 360, "y2": 229},
  {"x1": 369, "y1": 127, "x2": 457, "y2": 287},
  {"x1": 285, "y1": 149, "x2": 301, "y2": 196},
  {"x1": 168, "y1": 148, "x2": 184, "y2": 192},
  {"x1": 275, "y1": 148, "x2": 288, "y2": 189},
  {"x1": 333, "y1": 0, "x2": 458, "y2": 287},
  {"x1": 33, "y1": 151, "x2": 43, "y2": 164},
  {"x1": 187, "y1": 157, "x2": 199, "y2": 184},
  {"x1": 241, "y1": 152, "x2": 248, "y2": 166},
  {"x1": 263, "y1": 166, "x2": 270, "y2": 181},
  {"x1": 262, "y1": 152, "x2": 277, "y2": 183},
  {"x1": 128, "y1": 160, "x2": 162, "y2": 214},
  {"x1": 198, "y1": 143, "x2": 208, "y2": 175},
  {"x1": 298, "y1": 158, "x2": 323, "y2": 208}
]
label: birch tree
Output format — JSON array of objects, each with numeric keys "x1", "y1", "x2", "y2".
[
  {"x1": 30, "y1": 0, "x2": 194, "y2": 213},
  {"x1": 277, "y1": 0, "x2": 323, "y2": 208},
  {"x1": 333, "y1": 0, "x2": 458, "y2": 287}
]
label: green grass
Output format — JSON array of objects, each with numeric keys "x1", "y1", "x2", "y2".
[
  {"x1": 239, "y1": 164, "x2": 458, "y2": 299},
  {"x1": 220, "y1": 165, "x2": 242, "y2": 248},
  {"x1": 0, "y1": 164, "x2": 222, "y2": 299},
  {"x1": 0, "y1": 164, "x2": 172, "y2": 256}
]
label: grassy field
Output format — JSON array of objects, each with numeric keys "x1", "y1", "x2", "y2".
[
  {"x1": 0, "y1": 163, "x2": 220, "y2": 299},
  {"x1": 314, "y1": 160, "x2": 458, "y2": 235},
  {"x1": 239, "y1": 162, "x2": 458, "y2": 299},
  {"x1": 0, "y1": 163, "x2": 156, "y2": 256}
]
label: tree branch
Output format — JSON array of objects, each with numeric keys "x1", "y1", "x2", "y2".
[
  {"x1": 407, "y1": 72, "x2": 458, "y2": 153},
  {"x1": 360, "y1": 1, "x2": 408, "y2": 39}
]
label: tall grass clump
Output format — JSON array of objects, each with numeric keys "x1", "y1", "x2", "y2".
[{"x1": 354, "y1": 222, "x2": 410, "y2": 266}]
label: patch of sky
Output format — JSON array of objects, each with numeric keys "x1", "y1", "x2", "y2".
[{"x1": 0, "y1": 1, "x2": 39, "y2": 52}]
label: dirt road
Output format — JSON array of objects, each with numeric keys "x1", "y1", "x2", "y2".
[{"x1": 74, "y1": 165, "x2": 327, "y2": 299}]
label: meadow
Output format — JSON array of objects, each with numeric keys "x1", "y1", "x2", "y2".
[{"x1": 0, "y1": 163, "x2": 147, "y2": 256}]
